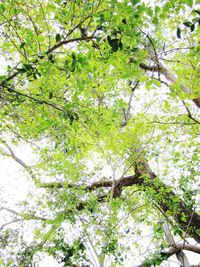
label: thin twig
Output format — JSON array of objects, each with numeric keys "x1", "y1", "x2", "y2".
[
  {"x1": 182, "y1": 101, "x2": 200, "y2": 124},
  {"x1": 2, "y1": 140, "x2": 38, "y2": 182},
  {"x1": 0, "y1": 36, "x2": 95, "y2": 86},
  {"x1": 0, "y1": 206, "x2": 48, "y2": 221},
  {"x1": 23, "y1": 9, "x2": 41, "y2": 53},
  {"x1": 46, "y1": 36, "x2": 95, "y2": 54},
  {"x1": 0, "y1": 219, "x2": 24, "y2": 232},
  {"x1": 1, "y1": 84, "x2": 64, "y2": 112},
  {"x1": 38, "y1": 0, "x2": 51, "y2": 49}
]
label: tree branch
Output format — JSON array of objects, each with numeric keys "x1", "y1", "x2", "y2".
[
  {"x1": 1, "y1": 84, "x2": 64, "y2": 112},
  {"x1": 135, "y1": 243, "x2": 200, "y2": 267},
  {"x1": 0, "y1": 36, "x2": 95, "y2": 86},
  {"x1": 163, "y1": 220, "x2": 191, "y2": 267},
  {"x1": 46, "y1": 36, "x2": 95, "y2": 54},
  {"x1": 0, "y1": 219, "x2": 24, "y2": 232},
  {"x1": 0, "y1": 206, "x2": 47, "y2": 223},
  {"x1": 40, "y1": 157, "x2": 200, "y2": 243},
  {"x1": 3, "y1": 144, "x2": 200, "y2": 243},
  {"x1": 2, "y1": 142, "x2": 200, "y2": 244},
  {"x1": 39, "y1": 174, "x2": 140, "y2": 197},
  {"x1": 182, "y1": 101, "x2": 200, "y2": 125},
  {"x1": 138, "y1": 62, "x2": 200, "y2": 109},
  {"x1": 2, "y1": 140, "x2": 38, "y2": 183}
]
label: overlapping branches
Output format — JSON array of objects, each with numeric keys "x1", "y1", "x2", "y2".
[
  {"x1": 135, "y1": 243, "x2": 200, "y2": 267},
  {"x1": 139, "y1": 62, "x2": 200, "y2": 109},
  {"x1": 4, "y1": 141, "x2": 199, "y2": 244}
]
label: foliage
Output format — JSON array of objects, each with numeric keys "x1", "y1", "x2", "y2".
[{"x1": 0, "y1": 0, "x2": 200, "y2": 266}]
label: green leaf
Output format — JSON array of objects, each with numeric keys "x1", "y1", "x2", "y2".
[
  {"x1": 49, "y1": 92, "x2": 53, "y2": 99},
  {"x1": 48, "y1": 54, "x2": 55, "y2": 63},
  {"x1": 38, "y1": 54, "x2": 45, "y2": 59},
  {"x1": 193, "y1": 9, "x2": 200, "y2": 15},
  {"x1": 183, "y1": 22, "x2": 195, "y2": 32},
  {"x1": 0, "y1": 75, "x2": 7, "y2": 81},
  {"x1": 183, "y1": 21, "x2": 192, "y2": 28},
  {"x1": 17, "y1": 68, "x2": 27, "y2": 73},
  {"x1": 122, "y1": 19, "x2": 126, "y2": 24},
  {"x1": 190, "y1": 24, "x2": 195, "y2": 32},
  {"x1": 55, "y1": 33, "x2": 61, "y2": 42},
  {"x1": 184, "y1": 0, "x2": 193, "y2": 7},
  {"x1": 0, "y1": 4, "x2": 5, "y2": 13},
  {"x1": 33, "y1": 73, "x2": 37, "y2": 80},
  {"x1": 176, "y1": 27, "x2": 181, "y2": 39},
  {"x1": 107, "y1": 37, "x2": 120, "y2": 52},
  {"x1": 20, "y1": 42, "x2": 26, "y2": 49},
  {"x1": 23, "y1": 64, "x2": 33, "y2": 70},
  {"x1": 131, "y1": 0, "x2": 140, "y2": 6},
  {"x1": 107, "y1": 35, "x2": 112, "y2": 45}
]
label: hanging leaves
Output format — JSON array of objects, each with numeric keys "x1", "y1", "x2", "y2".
[
  {"x1": 193, "y1": 9, "x2": 200, "y2": 15},
  {"x1": 49, "y1": 91, "x2": 53, "y2": 99},
  {"x1": 55, "y1": 33, "x2": 61, "y2": 42},
  {"x1": 19, "y1": 42, "x2": 26, "y2": 49},
  {"x1": 0, "y1": 1, "x2": 200, "y2": 267},
  {"x1": 176, "y1": 27, "x2": 181, "y2": 38},
  {"x1": 183, "y1": 21, "x2": 195, "y2": 32},
  {"x1": 48, "y1": 54, "x2": 55, "y2": 63},
  {"x1": 107, "y1": 35, "x2": 123, "y2": 52},
  {"x1": 183, "y1": 21, "x2": 192, "y2": 28}
]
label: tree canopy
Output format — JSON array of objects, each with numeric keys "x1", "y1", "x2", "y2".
[{"x1": 0, "y1": 0, "x2": 200, "y2": 266}]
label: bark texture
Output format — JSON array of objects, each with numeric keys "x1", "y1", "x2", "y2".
[
  {"x1": 138, "y1": 62, "x2": 200, "y2": 108},
  {"x1": 41, "y1": 157, "x2": 200, "y2": 243}
]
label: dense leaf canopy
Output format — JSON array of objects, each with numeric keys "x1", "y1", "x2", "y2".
[{"x1": 0, "y1": 0, "x2": 200, "y2": 266}]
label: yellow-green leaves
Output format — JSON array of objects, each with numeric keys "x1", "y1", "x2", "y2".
[{"x1": 1, "y1": 0, "x2": 200, "y2": 266}]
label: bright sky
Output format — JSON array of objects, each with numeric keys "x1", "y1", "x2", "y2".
[{"x1": 0, "y1": 153, "x2": 61, "y2": 267}]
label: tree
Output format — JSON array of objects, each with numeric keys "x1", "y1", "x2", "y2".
[{"x1": 0, "y1": 0, "x2": 200, "y2": 266}]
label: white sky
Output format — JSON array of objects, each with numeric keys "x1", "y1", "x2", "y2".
[{"x1": 0, "y1": 153, "x2": 60, "y2": 267}]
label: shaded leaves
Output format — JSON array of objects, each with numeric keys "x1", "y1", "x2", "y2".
[{"x1": 107, "y1": 35, "x2": 123, "y2": 52}]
